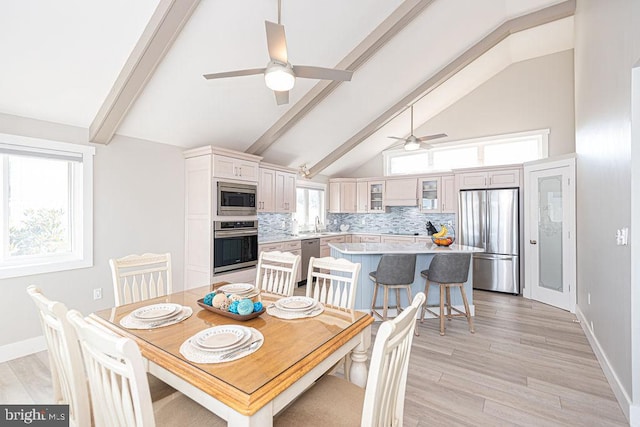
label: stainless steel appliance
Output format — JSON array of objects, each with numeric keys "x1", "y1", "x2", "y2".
[
  {"x1": 459, "y1": 188, "x2": 519, "y2": 294},
  {"x1": 217, "y1": 181, "x2": 257, "y2": 216},
  {"x1": 300, "y1": 238, "x2": 320, "y2": 285},
  {"x1": 213, "y1": 220, "x2": 258, "y2": 274}
]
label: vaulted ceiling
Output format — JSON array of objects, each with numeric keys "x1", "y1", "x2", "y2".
[{"x1": 0, "y1": 0, "x2": 574, "y2": 178}]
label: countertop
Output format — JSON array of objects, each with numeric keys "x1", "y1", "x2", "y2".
[
  {"x1": 259, "y1": 231, "x2": 436, "y2": 244},
  {"x1": 328, "y1": 242, "x2": 484, "y2": 255}
]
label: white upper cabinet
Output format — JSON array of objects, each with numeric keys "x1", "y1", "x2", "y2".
[
  {"x1": 356, "y1": 180, "x2": 385, "y2": 213},
  {"x1": 259, "y1": 164, "x2": 297, "y2": 213},
  {"x1": 441, "y1": 174, "x2": 456, "y2": 213},
  {"x1": 384, "y1": 178, "x2": 417, "y2": 206},
  {"x1": 213, "y1": 155, "x2": 259, "y2": 182},
  {"x1": 418, "y1": 177, "x2": 441, "y2": 213},
  {"x1": 257, "y1": 167, "x2": 276, "y2": 212},
  {"x1": 329, "y1": 179, "x2": 357, "y2": 213},
  {"x1": 457, "y1": 166, "x2": 522, "y2": 189}
]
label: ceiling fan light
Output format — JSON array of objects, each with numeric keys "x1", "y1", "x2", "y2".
[
  {"x1": 265, "y1": 63, "x2": 295, "y2": 91},
  {"x1": 404, "y1": 140, "x2": 420, "y2": 151}
]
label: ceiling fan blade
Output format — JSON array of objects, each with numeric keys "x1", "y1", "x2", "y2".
[
  {"x1": 387, "y1": 136, "x2": 406, "y2": 141},
  {"x1": 418, "y1": 133, "x2": 448, "y2": 141},
  {"x1": 274, "y1": 90, "x2": 289, "y2": 105},
  {"x1": 203, "y1": 68, "x2": 265, "y2": 80},
  {"x1": 265, "y1": 21, "x2": 288, "y2": 64},
  {"x1": 293, "y1": 65, "x2": 353, "y2": 81}
]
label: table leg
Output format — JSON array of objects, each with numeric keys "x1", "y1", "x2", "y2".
[
  {"x1": 227, "y1": 403, "x2": 273, "y2": 427},
  {"x1": 349, "y1": 325, "x2": 372, "y2": 388}
]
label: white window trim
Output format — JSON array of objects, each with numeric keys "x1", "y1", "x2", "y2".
[
  {"x1": 0, "y1": 133, "x2": 95, "y2": 279},
  {"x1": 384, "y1": 129, "x2": 549, "y2": 176}
]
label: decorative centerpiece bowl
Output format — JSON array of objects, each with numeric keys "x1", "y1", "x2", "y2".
[{"x1": 432, "y1": 236, "x2": 455, "y2": 247}]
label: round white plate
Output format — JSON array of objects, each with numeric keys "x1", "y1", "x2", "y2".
[
  {"x1": 217, "y1": 283, "x2": 254, "y2": 295},
  {"x1": 132, "y1": 303, "x2": 182, "y2": 321},
  {"x1": 275, "y1": 296, "x2": 316, "y2": 312},
  {"x1": 195, "y1": 326, "x2": 250, "y2": 350}
]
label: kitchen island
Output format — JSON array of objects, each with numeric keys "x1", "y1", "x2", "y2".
[{"x1": 329, "y1": 242, "x2": 484, "y2": 317}]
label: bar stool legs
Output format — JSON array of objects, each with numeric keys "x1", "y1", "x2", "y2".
[
  {"x1": 421, "y1": 281, "x2": 474, "y2": 335},
  {"x1": 370, "y1": 282, "x2": 412, "y2": 321}
]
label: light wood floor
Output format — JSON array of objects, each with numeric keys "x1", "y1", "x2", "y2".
[{"x1": 1, "y1": 291, "x2": 628, "y2": 426}]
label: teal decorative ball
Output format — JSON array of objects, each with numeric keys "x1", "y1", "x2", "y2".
[
  {"x1": 237, "y1": 298, "x2": 254, "y2": 315},
  {"x1": 228, "y1": 301, "x2": 239, "y2": 314},
  {"x1": 253, "y1": 301, "x2": 263, "y2": 312},
  {"x1": 203, "y1": 292, "x2": 216, "y2": 306}
]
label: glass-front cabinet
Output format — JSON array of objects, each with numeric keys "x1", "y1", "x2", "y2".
[
  {"x1": 368, "y1": 181, "x2": 385, "y2": 213},
  {"x1": 419, "y1": 177, "x2": 441, "y2": 212}
]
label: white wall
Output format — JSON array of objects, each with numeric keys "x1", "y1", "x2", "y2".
[
  {"x1": 0, "y1": 115, "x2": 185, "y2": 353},
  {"x1": 349, "y1": 49, "x2": 576, "y2": 178},
  {"x1": 574, "y1": 0, "x2": 639, "y2": 421}
]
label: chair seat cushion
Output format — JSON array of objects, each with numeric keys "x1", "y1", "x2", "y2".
[
  {"x1": 155, "y1": 392, "x2": 225, "y2": 426},
  {"x1": 276, "y1": 375, "x2": 364, "y2": 427}
]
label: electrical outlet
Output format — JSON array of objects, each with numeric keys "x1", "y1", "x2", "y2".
[{"x1": 93, "y1": 288, "x2": 102, "y2": 300}]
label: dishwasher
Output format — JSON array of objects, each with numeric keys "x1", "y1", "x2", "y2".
[{"x1": 300, "y1": 238, "x2": 320, "y2": 285}]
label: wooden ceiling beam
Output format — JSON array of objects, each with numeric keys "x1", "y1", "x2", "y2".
[
  {"x1": 307, "y1": 0, "x2": 576, "y2": 178},
  {"x1": 89, "y1": 0, "x2": 201, "y2": 144},
  {"x1": 245, "y1": 0, "x2": 436, "y2": 156}
]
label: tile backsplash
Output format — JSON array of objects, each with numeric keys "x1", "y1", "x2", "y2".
[
  {"x1": 326, "y1": 207, "x2": 455, "y2": 235},
  {"x1": 258, "y1": 207, "x2": 455, "y2": 238}
]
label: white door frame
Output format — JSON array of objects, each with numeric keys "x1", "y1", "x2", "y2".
[{"x1": 523, "y1": 155, "x2": 576, "y2": 312}]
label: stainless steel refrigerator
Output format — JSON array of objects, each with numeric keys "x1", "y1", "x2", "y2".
[{"x1": 459, "y1": 188, "x2": 519, "y2": 294}]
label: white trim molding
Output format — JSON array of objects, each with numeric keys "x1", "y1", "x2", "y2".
[{"x1": 0, "y1": 335, "x2": 46, "y2": 363}]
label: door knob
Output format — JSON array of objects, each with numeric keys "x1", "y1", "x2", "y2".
[{"x1": 530, "y1": 240, "x2": 537, "y2": 244}]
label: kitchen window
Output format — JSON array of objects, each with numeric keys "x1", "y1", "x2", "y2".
[
  {"x1": 295, "y1": 184, "x2": 325, "y2": 232},
  {"x1": 0, "y1": 134, "x2": 95, "y2": 278},
  {"x1": 384, "y1": 129, "x2": 549, "y2": 175}
]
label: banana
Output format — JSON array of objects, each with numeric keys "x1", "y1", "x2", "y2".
[{"x1": 433, "y1": 225, "x2": 448, "y2": 238}]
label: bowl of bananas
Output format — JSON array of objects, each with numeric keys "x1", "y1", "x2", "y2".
[{"x1": 431, "y1": 225, "x2": 455, "y2": 247}]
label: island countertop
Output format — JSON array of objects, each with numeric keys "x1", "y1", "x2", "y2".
[{"x1": 328, "y1": 242, "x2": 484, "y2": 255}]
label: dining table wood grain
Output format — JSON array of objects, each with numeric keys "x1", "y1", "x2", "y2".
[{"x1": 90, "y1": 284, "x2": 373, "y2": 426}]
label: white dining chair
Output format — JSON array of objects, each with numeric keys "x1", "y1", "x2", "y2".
[
  {"x1": 255, "y1": 250, "x2": 301, "y2": 297},
  {"x1": 109, "y1": 252, "x2": 172, "y2": 306},
  {"x1": 67, "y1": 310, "x2": 225, "y2": 427},
  {"x1": 275, "y1": 292, "x2": 426, "y2": 427},
  {"x1": 305, "y1": 256, "x2": 361, "y2": 317},
  {"x1": 26, "y1": 285, "x2": 91, "y2": 427}
]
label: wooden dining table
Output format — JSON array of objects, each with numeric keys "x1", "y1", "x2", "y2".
[{"x1": 90, "y1": 285, "x2": 374, "y2": 427}]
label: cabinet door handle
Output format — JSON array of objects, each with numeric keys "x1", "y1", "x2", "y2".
[
  {"x1": 238, "y1": 167, "x2": 242, "y2": 176},
  {"x1": 530, "y1": 240, "x2": 537, "y2": 244}
]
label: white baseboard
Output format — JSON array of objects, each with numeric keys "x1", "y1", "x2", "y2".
[
  {"x1": 575, "y1": 305, "x2": 631, "y2": 423},
  {"x1": 0, "y1": 336, "x2": 47, "y2": 363}
]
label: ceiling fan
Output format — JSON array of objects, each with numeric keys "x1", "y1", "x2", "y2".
[
  {"x1": 388, "y1": 105, "x2": 447, "y2": 151},
  {"x1": 203, "y1": 0, "x2": 353, "y2": 105}
]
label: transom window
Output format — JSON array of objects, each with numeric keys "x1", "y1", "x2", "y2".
[
  {"x1": 0, "y1": 133, "x2": 94, "y2": 278},
  {"x1": 384, "y1": 129, "x2": 549, "y2": 176}
]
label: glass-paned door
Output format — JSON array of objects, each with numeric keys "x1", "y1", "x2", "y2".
[{"x1": 528, "y1": 166, "x2": 575, "y2": 311}]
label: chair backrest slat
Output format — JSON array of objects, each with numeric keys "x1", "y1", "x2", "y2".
[
  {"x1": 26, "y1": 286, "x2": 91, "y2": 427},
  {"x1": 306, "y1": 257, "x2": 361, "y2": 317},
  {"x1": 68, "y1": 310, "x2": 156, "y2": 427},
  {"x1": 255, "y1": 251, "x2": 301, "y2": 297},
  {"x1": 110, "y1": 253, "x2": 172, "y2": 306},
  {"x1": 361, "y1": 292, "x2": 426, "y2": 427}
]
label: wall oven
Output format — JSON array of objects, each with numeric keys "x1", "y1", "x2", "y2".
[
  {"x1": 217, "y1": 181, "x2": 257, "y2": 216},
  {"x1": 213, "y1": 220, "x2": 258, "y2": 274}
]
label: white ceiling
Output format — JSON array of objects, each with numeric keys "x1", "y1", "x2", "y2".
[{"x1": 0, "y1": 0, "x2": 573, "y2": 177}]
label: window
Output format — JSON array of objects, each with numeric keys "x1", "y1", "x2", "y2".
[
  {"x1": 384, "y1": 129, "x2": 549, "y2": 175},
  {"x1": 295, "y1": 184, "x2": 325, "y2": 232},
  {"x1": 0, "y1": 133, "x2": 95, "y2": 278}
]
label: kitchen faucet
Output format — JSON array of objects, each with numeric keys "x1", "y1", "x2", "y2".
[{"x1": 314, "y1": 216, "x2": 321, "y2": 233}]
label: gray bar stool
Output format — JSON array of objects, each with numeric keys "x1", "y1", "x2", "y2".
[
  {"x1": 369, "y1": 254, "x2": 416, "y2": 320},
  {"x1": 420, "y1": 253, "x2": 474, "y2": 335}
]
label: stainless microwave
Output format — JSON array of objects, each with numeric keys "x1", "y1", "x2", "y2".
[{"x1": 217, "y1": 181, "x2": 257, "y2": 216}]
